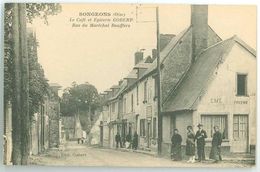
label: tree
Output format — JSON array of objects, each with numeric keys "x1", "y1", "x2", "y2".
[
  {"x1": 60, "y1": 82, "x2": 101, "y2": 133},
  {"x1": 4, "y1": 3, "x2": 61, "y2": 165},
  {"x1": 27, "y1": 30, "x2": 49, "y2": 118}
]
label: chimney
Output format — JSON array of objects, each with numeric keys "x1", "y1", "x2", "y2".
[
  {"x1": 191, "y1": 5, "x2": 208, "y2": 62},
  {"x1": 118, "y1": 79, "x2": 123, "y2": 86},
  {"x1": 134, "y1": 51, "x2": 144, "y2": 65}
]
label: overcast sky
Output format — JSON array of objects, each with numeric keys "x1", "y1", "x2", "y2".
[{"x1": 31, "y1": 4, "x2": 256, "y2": 93}]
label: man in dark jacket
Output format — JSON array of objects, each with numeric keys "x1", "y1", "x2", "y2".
[
  {"x1": 115, "y1": 132, "x2": 121, "y2": 148},
  {"x1": 195, "y1": 123, "x2": 207, "y2": 162},
  {"x1": 132, "y1": 132, "x2": 138, "y2": 150},
  {"x1": 209, "y1": 126, "x2": 222, "y2": 162}
]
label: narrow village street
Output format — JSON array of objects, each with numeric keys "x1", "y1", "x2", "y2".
[
  {"x1": 3, "y1": 3, "x2": 257, "y2": 168},
  {"x1": 29, "y1": 141, "x2": 254, "y2": 167}
]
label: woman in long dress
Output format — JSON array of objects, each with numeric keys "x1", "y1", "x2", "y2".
[
  {"x1": 171, "y1": 129, "x2": 182, "y2": 161},
  {"x1": 209, "y1": 126, "x2": 223, "y2": 163},
  {"x1": 186, "y1": 126, "x2": 195, "y2": 163}
]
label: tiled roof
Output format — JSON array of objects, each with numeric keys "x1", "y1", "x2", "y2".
[
  {"x1": 108, "y1": 80, "x2": 128, "y2": 101},
  {"x1": 133, "y1": 61, "x2": 153, "y2": 69},
  {"x1": 104, "y1": 88, "x2": 112, "y2": 92},
  {"x1": 111, "y1": 85, "x2": 120, "y2": 89},
  {"x1": 162, "y1": 36, "x2": 245, "y2": 112},
  {"x1": 137, "y1": 27, "x2": 192, "y2": 81},
  {"x1": 124, "y1": 69, "x2": 138, "y2": 79}
]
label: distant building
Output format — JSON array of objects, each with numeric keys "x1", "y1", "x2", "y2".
[{"x1": 61, "y1": 114, "x2": 84, "y2": 141}]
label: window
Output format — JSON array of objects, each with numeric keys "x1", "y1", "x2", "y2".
[
  {"x1": 148, "y1": 87, "x2": 152, "y2": 103},
  {"x1": 140, "y1": 119, "x2": 146, "y2": 137},
  {"x1": 201, "y1": 115, "x2": 228, "y2": 139},
  {"x1": 136, "y1": 86, "x2": 139, "y2": 105},
  {"x1": 123, "y1": 98, "x2": 126, "y2": 113},
  {"x1": 111, "y1": 102, "x2": 115, "y2": 112},
  {"x1": 153, "y1": 118, "x2": 157, "y2": 138},
  {"x1": 131, "y1": 94, "x2": 134, "y2": 112},
  {"x1": 144, "y1": 81, "x2": 147, "y2": 102},
  {"x1": 237, "y1": 74, "x2": 247, "y2": 96},
  {"x1": 154, "y1": 78, "x2": 158, "y2": 99}
]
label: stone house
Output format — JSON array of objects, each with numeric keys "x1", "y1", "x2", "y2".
[
  {"x1": 160, "y1": 5, "x2": 256, "y2": 157},
  {"x1": 31, "y1": 83, "x2": 62, "y2": 154},
  {"x1": 99, "y1": 5, "x2": 256, "y2": 157}
]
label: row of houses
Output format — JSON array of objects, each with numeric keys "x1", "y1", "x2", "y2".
[
  {"x1": 3, "y1": 29, "x2": 64, "y2": 165},
  {"x1": 98, "y1": 5, "x2": 256, "y2": 157},
  {"x1": 30, "y1": 83, "x2": 63, "y2": 155}
]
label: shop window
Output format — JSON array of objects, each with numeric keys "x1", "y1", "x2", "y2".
[
  {"x1": 237, "y1": 74, "x2": 247, "y2": 96},
  {"x1": 140, "y1": 119, "x2": 146, "y2": 137},
  {"x1": 201, "y1": 115, "x2": 228, "y2": 139}
]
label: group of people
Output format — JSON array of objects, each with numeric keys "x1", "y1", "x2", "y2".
[
  {"x1": 171, "y1": 123, "x2": 223, "y2": 163},
  {"x1": 115, "y1": 131, "x2": 139, "y2": 150}
]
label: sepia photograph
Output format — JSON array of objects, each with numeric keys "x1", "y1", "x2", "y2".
[{"x1": 3, "y1": 2, "x2": 257, "y2": 168}]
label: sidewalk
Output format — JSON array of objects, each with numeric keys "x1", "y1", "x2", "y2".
[{"x1": 111, "y1": 146, "x2": 255, "y2": 163}]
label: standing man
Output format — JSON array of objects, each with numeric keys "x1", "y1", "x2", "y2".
[
  {"x1": 132, "y1": 131, "x2": 139, "y2": 150},
  {"x1": 209, "y1": 126, "x2": 222, "y2": 163},
  {"x1": 195, "y1": 123, "x2": 207, "y2": 162},
  {"x1": 115, "y1": 132, "x2": 121, "y2": 148}
]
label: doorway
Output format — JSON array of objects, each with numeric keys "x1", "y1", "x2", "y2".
[{"x1": 233, "y1": 114, "x2": 249, "y2": 152}]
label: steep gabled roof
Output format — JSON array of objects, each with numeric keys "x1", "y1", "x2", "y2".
[
  {"x1": 233, "y1": 36, "x2": 256, "y2": 56},
  {"x1": 133, "y1": 61, "x2": 153, "y2": 69},
  {"x1": 162, "y1": 35, "x2": 255, "y2": 112}
]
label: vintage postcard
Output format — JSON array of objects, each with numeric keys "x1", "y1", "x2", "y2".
[{"x1": 3, "y1": 3, "x2": 256, "y2": 167}]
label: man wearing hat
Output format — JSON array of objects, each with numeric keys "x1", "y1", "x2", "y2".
[{"x1": 195, "y1": 123, "x2": 207, "y2": 162}]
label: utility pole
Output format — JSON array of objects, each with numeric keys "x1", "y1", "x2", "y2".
[
  {"x1": 156, "y1": 6, "x2": 163, "y2": 156},
  {"x1": 11, "y1": 3, "x2": 22, "y2": 165},
  {"x1": 19, "y1": 3, "x2": 30, "y2": 165},
  {"x1": 136, "y1": 5, "x2": 162, "y2": 155}
]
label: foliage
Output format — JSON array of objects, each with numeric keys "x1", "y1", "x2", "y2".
[
  {"x1": 60, "y1": 82, "x2": 101, "y2": 116},
  {"x1": 26, "y1": 3, "x2": 62, "y2": 25},
  {"x1": 27, "y1": 32, "x2": 50, "y2": 117},
  {"x1": 4, "y1": 4, "x2": 14, "y2": 103},
  {"x1": 4, "y1": 3, "x2": 62, "y2": 108}
]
